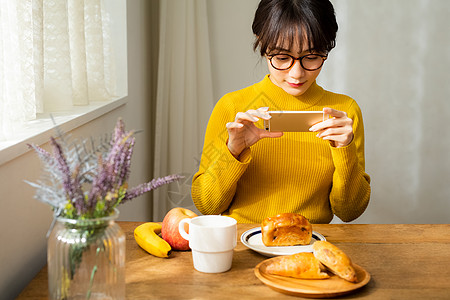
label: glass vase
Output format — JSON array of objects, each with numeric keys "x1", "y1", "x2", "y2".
[{"x1": 47, "y1": 209, "x2": 126, "y2": 300}]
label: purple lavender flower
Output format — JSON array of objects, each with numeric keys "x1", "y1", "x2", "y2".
[
  {"x1": 107, "y1": 133, "x2": 134, "y2": 188},
  {"x1": 50, "y1": 137, "x2": 75, "y2": 198},
  {"x1": 87, "y1": 156, "x2": 109, "y2": 210},
  {"x1": 27, "y1": 143, "x2": 52, "y2": 161},
  {"x1": 50, "y1": 137, "x2": 85, "y2": 213},
  {"x1": 123, "y1": 174, "x2": 184, "y2": 202},
  {"x1": 71, "y1": 165, "x2": 85, "y2": 215}
]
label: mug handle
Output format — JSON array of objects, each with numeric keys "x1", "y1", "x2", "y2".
[{"x1": 178, "y1": 218, "x2": 191, "y2": 240}]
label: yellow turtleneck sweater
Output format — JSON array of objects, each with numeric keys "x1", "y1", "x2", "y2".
[{"x1": 192, "y1": 75, "x2": 371, "y2": 224}]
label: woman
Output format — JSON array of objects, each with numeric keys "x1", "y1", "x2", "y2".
[{"x1": 191, "y1": 0, "x2": 370, "y2": 224}]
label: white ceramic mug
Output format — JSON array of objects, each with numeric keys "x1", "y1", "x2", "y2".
[{"x1": 179, "y1": 215, "x2": 237, "y2": 273}]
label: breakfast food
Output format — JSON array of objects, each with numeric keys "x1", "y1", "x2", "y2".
[
  {"x1": 265, "y1": 252, "x2": 330, "y2": 279},
  {"x1": 261, "y1": 213, "x2": 312, "y2": 246},
  {"x1": 312, "y1": 241, "x2": 357, "y2": 282}
]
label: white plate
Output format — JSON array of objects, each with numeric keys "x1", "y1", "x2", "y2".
[{"x1": 240, "y1": 227, "x2": 326, "y2": 257}]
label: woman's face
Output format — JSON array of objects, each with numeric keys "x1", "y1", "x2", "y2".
[{"x1": 266, "y1": 41, "x2": 324, "y2": 97}]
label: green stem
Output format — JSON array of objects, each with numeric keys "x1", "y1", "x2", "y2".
[{"x1": 86, "y1": 247, "x2": 101, "y2": 300}]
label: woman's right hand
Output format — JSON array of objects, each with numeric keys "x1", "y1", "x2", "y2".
[{"x1": 226, "y1": 107, "x2": 283, "y2": 158}]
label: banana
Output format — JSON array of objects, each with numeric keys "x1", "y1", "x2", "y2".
[{"x1": 134, "y1": 222, "x2": 172, "y2": 258}]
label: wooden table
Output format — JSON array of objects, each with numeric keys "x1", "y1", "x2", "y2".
[{"x1": 17, "y1": 223, "x2": 450, "y2": 299}]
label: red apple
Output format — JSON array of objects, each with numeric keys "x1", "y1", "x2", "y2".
[{"x1": 161, "y1": 207, "x2": 197, "y2": 250}]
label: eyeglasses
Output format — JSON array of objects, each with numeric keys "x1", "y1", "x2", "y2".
[{"x1": 267, "y1": 53, "x2": 328, "y2": 71}]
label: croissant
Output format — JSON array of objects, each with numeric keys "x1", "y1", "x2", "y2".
[
  {"x1": 265, "y1": 252, "x2": 330, "y2": 279},
  {"x1": 312, "y1": 241, "x2": 357, "y2": 282}
]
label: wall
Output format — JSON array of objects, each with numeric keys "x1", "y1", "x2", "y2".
[
  {"x1": 207, "y1": 0, "x2": 266, "y2": 102},
  {"x1": 319, "y1": 0, "x2": 450, "y2": 224},
  {"x1": 0, "y1": 1, "x2": 159, "y2": 298}
]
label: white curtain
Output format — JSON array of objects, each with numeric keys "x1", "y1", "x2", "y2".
[
  {"x1": 0, "y1": 0, "x2": 116, "y2": 141},
  {"x1": 153, "y1": 0, "x2": 214, "y2": 221},
  {"x1": 318, "y1": 0, "x2": 450, "y2": 223}
]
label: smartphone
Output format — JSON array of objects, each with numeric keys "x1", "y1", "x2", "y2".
[{"x1": 264, "y1": 111, "x2": 325, "y2": 132}]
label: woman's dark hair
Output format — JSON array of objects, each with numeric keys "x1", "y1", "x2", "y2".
[{"x1": 252, "y1": 0, "x2": 338, "y2": 56}]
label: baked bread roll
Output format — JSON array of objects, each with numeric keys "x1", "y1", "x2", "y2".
[
  {"x1": 312, "y1": 241, "x2": 357, "y2": 282},
  {"x1": 261, "y1": 213, "x2": 312, "y2": 246},
  {"x1": 265, "y1": 252, "x2": 330, "y2": 279}
]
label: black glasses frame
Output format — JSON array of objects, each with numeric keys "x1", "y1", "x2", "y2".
[{"x1": 267, "y1": 53, "x2": 328, "y2": 71}]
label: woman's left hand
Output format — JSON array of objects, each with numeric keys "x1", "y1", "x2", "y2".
[{"x1": 309, "y1": 107, "x2": 354, "y2": 148}]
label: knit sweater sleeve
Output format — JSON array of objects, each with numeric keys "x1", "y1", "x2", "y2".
[
  {"x1": 191, "y1": 94, "x2": 251, "y2": 215},
  {"x1": 329, "y1": 100, "x2": 371, "y2": 222}
]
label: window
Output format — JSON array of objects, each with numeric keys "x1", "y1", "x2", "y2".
[{"x1": 0, "y1": 0, "x2": 127, "y2": 165}]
